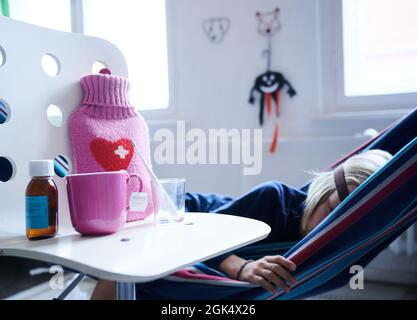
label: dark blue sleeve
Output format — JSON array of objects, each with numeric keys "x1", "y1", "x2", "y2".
[
  {"x1": 185, "y1": 192, "x2": 234, "y2": 213},
  {"x1": 200, "y1": 181, "x2": 307, "y2": 271}
]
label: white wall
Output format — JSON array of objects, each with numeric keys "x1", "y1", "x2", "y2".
[{"x1": 146, "y1": 0, "x2": 401, "y2": 196}]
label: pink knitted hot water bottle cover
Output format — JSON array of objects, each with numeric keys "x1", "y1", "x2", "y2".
[{"x1": 69, "y1": 72, "x2": 154, "y2": 221}]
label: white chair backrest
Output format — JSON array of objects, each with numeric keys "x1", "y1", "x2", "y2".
[{"x1": 0, "y1": 16, "x2": 128, "y2": 232}]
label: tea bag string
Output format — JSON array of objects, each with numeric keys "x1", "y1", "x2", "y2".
[{"x1": 136, "y1": 150, "x2": 178, "y2": 217}]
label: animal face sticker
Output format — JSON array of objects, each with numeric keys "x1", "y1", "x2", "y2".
[
  {"x1": 256, "y1": 8, "x2": 281, "y2": 37},
  {"x1": 202, "y1": 17, "x2": 231, "y2": 43}
]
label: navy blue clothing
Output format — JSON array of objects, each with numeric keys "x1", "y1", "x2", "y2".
[{"x1": 185, "y1": 181, "x2": 307, "y2": 270}]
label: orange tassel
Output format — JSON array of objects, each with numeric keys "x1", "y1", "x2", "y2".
[
  {"x1": 270, "y1": 123, "x2": 279, "y2": 153},
  {"x1": 265, "y1": 93, "x2": 271, "y2": 116},
  {"x1": 275, "y1": 90, "x2": 281, "y2": 117}
]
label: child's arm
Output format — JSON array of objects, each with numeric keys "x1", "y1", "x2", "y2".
[{"x1": 219, "y1": 254, "x2": 297, "y2": 294}]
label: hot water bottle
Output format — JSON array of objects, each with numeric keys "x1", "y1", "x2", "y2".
[{"x1": 69, "y1": 70, "x2": 154, "y2": 221}]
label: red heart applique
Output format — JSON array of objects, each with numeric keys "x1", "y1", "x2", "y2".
[{"x1": 90, "y1": 138, "x2": 134, "y2": 171}]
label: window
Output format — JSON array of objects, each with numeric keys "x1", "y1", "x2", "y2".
[
  {"x1": 6, "y1": 0, "x2": 171, "y2": 112},
  {"x1": 7, "y1": 0, "x2": 71, "y2": 32},
  {"x1": 83, "y1": 0, "x2": 170, "y2": 111},
  {"x1": 343, "y1": 0, "x2": 417, "y2": 97},
  {"x1": 320, "y1": 0, "x2": 417, "y2": 113}
]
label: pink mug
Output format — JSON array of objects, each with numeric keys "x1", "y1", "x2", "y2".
[{"x1": 66, "y1": 170, "x2": 143, "y2": 235}]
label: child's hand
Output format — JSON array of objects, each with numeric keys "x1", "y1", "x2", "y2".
[{"x1": 238, "y1": 255, "x2": 297, "y2": 294}]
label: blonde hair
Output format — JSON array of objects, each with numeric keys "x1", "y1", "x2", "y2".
[{"x1": 301, "y1": 149, "x2": 393, "y2": 236}]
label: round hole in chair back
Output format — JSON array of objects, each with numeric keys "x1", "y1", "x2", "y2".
[
  {"x1": 47, "y1": 104, "x2": 64, "y2": 127},
  {"x1": 0, "y1": 45, "x2": 6, "y2": 67},
  {"x1": 54, "y1": 155, "x2": 72, "y2": 178},
  {"x1": 0, "y1": 99, "x2": 11, "y2": 125},
  {"x1": 0, "y1": 156, "x2": 17, "y2": 182},
  {"x1": 41, "y1": 53, "x2": 61, "y2": 77},
  {"x1": 92, "y1": 61, "x2": 108, "y2": 74}
]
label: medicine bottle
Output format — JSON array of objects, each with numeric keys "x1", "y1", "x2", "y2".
[{"x1": 25, "y1": 160, "x2": 58, "y2": 240}]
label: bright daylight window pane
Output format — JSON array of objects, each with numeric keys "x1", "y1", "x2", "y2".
[
  {"x1": 343, "y1": 0, "x2": 417, "y2": 96},
  {"x1": 8, "y1": 0, "x2": 71, "y2": 32},
  {"x1": 83, "y1": 0, "x2": 170, "y2": 110}
]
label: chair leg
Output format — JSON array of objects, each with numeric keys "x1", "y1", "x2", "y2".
[
  {"x1": 116, "y1": 282, "x2": 136, "y2": 300},
  {"x1": 53, "y1": 273, "x2": 86, "y2": 300}
]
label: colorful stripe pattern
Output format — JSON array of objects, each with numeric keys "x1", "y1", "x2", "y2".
[
  {"x1": 136, "y1": 108, "x2": 417, "y2": 300},
  {"x1": 54, "y1": 155, "x2": 71, "y2": 178},
  {"x1": 0, "y1": 100, "x2": 9, "y2": 124}
]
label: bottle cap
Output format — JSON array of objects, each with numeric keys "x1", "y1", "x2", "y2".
[{"x1": 29, "y1": 160, "x2": 55, "y2": 177}]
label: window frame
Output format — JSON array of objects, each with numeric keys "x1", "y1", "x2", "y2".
[
  {"x1": 72, "y1": 0, "x2": 175, "y2": 116},
  {"x1": 319, "y1": 0, "x2": 417, "y2": 115}
]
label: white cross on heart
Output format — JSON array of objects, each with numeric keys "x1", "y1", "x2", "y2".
[{"x1": 114, "y1": 145, "x2": 130, "y2": 159}]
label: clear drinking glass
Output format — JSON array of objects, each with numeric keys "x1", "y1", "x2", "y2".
[{"x1": 154, "y1": 178, "x2": 186, "y2": 223}]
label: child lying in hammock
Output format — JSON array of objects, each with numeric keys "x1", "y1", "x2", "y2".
[
  {"x1": 185, "y1": 149, "x2": 392, "y2": 294},
  {"x1": 91, "y1": 149, "x2": 392, "y2": 299}
]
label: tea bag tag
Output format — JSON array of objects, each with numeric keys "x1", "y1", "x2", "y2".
[{"x1": 129, "y1": 192, "x2": 148, "y2": 212}]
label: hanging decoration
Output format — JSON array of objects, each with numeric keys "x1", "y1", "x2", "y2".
[
  {"x1": 248, "y1": 7, "x2": 296, "y2": 153},
  {"x1": 202, "y1": 17, "x2": 231, "y2": 43}
]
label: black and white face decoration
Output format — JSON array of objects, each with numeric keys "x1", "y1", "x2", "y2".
[
  {"x1": 255, "y1": 71, "x2": 294, "y2": 96},
  {"x1": 249, "y1": 7, "x2": 296, "y2": 154},
  {"x1": 256, "y1": 7, "x2": 281, "y2": 37},
  {"x1": 259, "y1": 72, "x2": 281, "y2": 93},
  {"x1": 202, "y1": 17, "x2": 230, "y2": 43},
  {"x1": 249, "y1": 71, "x2": 296, "y2": 126}
]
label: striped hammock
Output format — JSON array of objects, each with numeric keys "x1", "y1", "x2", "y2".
[{"x1": 136, "y1": 108, "x2": 417, "y2": 300}]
